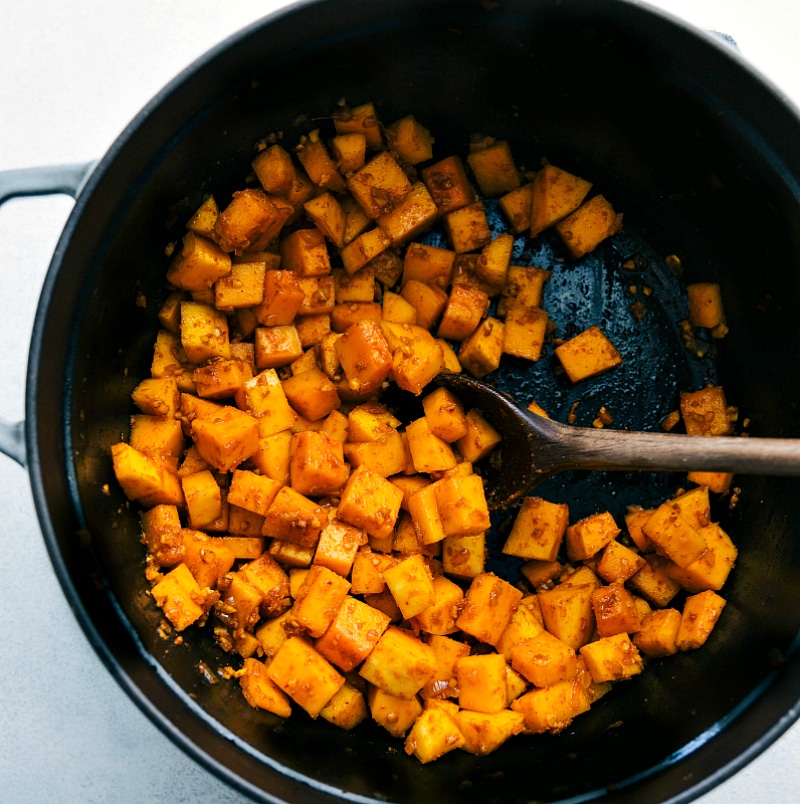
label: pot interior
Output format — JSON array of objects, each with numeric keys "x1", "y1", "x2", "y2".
[{"x1": 31, "y1": 1, "x2": 800, "y2": 802}]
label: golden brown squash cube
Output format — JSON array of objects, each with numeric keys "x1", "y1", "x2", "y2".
[
  {"x1": 498, "y1": 182, "x2": 533, "y2": 235},
  {"x1": 368, "y1": 688, "x2": 423, "y2": 737},
  {"x1": 687, "y1": 470, "x2": 734, "y2": 495},
  {"x1": 503, "y1": 304, "x2": 549, "y2": 361},
  {"x1": 333, "y1": 102, "x2": 383, "y2": 150},
  {"x1": 182, "y1": 528, "x2": 236, "y2": 589},
  {"x1": 555, "y1": 325, "x2": 622, "y2": 383},
  {"x1": 530, "y1": 164, "x2": 592, "y2": 237},
  {"x1": 333, "y1": 265, "x2": 375, "y2": 304},
  {"x1": 625, "y1": 506, "x2": 657, "y2": 553},
  {"x1": 296, "y1": 130, "x2": 346, "y2": 194},
  {"x1": 402, "y1": 242, "x2": 455, "y2": 289},
  {"x1": 456, "y1": 572, "x2": 523, "y2": 647},
  {"x1": 111, "y1": 442, "x2": 185, "y2": 508},
  {"x1": 215, "y1": 260, "x2": 267, "y2": 310},
  {"x1": 282, "y1": 367, "x2": 341, "y2": 422},
  {"x1": 467, "y1": 139, "x2": 520, "y2": 196},
  {"x1": 303, "y1": 192, "x2": 346, "y2": 248},
  {"x1": 292, "y1": 564, "x2": 352, "y2": 638},
  {"x1": 405, "y1": 417, "x2": 458, "y2": 474},
  {"x1": 476, "y1": 233, "x2": 514, "y2": 287},
  {"x1": 131, "y1": 376, "x2": 181, "y2": 418},
  {"x1": 335, "y1": 319, "x2": 393, "y2": 395},
  {"x1": 591, "y1": 582, "x2": 641, "y2": 638},
  {"x1": 502, "y1": 496, "x2": 569, "y2": 562},
  {"x1": 315, "y1": 594, "x2": 390, "y2": 671},
  {"x1": 296, "y1": 276, "x2": 336, "y2": 316},
  {"x1": 596, "y1": 539, "x2": 646, "y2": 584},
  {"x1": 434, "y1": 473, "x2": 491, "y2": 537},
  {"x1": 405, "y1": 702, "x2": 466, "y2": 762},
  {"x1": 180, "y1": 301, "x2": 231, "y2": 363},
  {"x1": 254, "y1": 269, "x2": 305, "y2": 328},
  {"x1": 385, "y1": 115, "x2": 434, "y2": 165},
  {"x1": 377, "y1": 182, "x2": 438, "y2": 246},
  {"x1": 687, "y1": 282, "x2": 726, "y2": 333},
  {"x1": 497, "y1": 264, "x2": 551, "y2": 316},
  {"x1": 579, "y1": 632, "x2": 644, "y2": 683},
  {"x1": 140, "y1": 504, "x2": 184, "y2": 567},
  {"x1": 347, "y1": 151, "x2": 413, "y2": 219},
  {"x1": 566, "y1": 510, "x2": 621, "y2": 562},
  {"x1": 511, "y1": 676, "x2": 591, "y2": 734},
  {"x1": 457, "y1": 652, "x2": 508, "y2": 714},
  {"x1": 279, "y1": 227, "x2": 332, "y2": 278},
  {"x1": 412, "y1": 575, "x2": 464, "y2": 635},
  {"x1": 420, "y1": 387, "x2": 468, "y2": 443},
  {"x1": 642, "y1": 503, "x2": 708, "y2": 569},
  {"x1": 340, "y1": 227, "x2": 393, "y2": 275},
  {"x1": 421, "y1": 155, "x2": 476, "y2": 214},
  {"x1": 330, "y1": 132, "x2": 367, "y2": 174},
  {"x1": 455, "y1": 408, "x2": 502, "y2": 463},
  {"x1": 191, "y1": 358, "x2": 250, "y2": 400},
  {"x1": 633, "y1": 608, "x2": 682, "y2": 658},
  {"x1": 320, "y1": 683, "x2": 368, "y2": 731},
  {"x1": 663, "y1": 522, "x2": 737, "y2": 593},
  {"x1": 239, "y1": 657, "x2": 293, "y2": 718},
  {"x1": 555, "y1": 194, "x2": 623, "y2": 259},
  {"x1": 262, "y1": 486, "x2": 326, "y2": 547},
  {"x1": 129, "y1": 414, "x2": 184, "y2": 466},
  {"x1": 167, "y1": 232, "x2": 231, "y2": 292},
  {"x1": 289, "y1": 430, "x2": 349, "y2": 497},
  {"x1": 331, "y1": 301, "x2": 382, "y2": 333},
  {"x1": 337, "y1": 464, "x2": 404, "y2": 540},
  {"x1": 458, "y1": 316, "x2": 505, "y2": 379},
  {"x1": 537, "y1": 583, "x2": 596, "y2": 651},
  {"x1": 496, "y1": 596, "x2": 545, "y2": 661},
  {"x1": 181, "y1": 469, "x2": 222, "y2": 530},
  {"x1": 680, "y1": 385, "x2": 734, "y2": 436},
  {"x1": 676, "y1": 590, "x2": 727, "y2": 651},
  {"x1": 399, "y1": 279, "x2": 449, "y2": 331},
  {"x1": 511, "y1": 629, "x2": 579, "y2": 688},
  {"x1": 407, "y1": 483, "x2": 448, "y2": 546},
  {"x1": 150, "y1": 563, "x2": 206, "y2": 631},
  {"x1": 267, "y1": 636, "x2": 345, "y2": 718},
  {"x1": 251, "y1": 143, "x2": 296, "y2": 196},
  {"x1": 236, "y1": 369, "x2": 298, "y2": 437},
  {"x1": 186, "y1": 195, "x2": 219, "y2": 239},
  {"x1": 313, "y1": 520, "x2": 364, "y2": 577},
  {"x1": 344, "y1": 430, "x2": 408, "y2": 478},
  {"x1": 350, "y1": 548, "x2": 396, "y2": 595},
  {"x1": 383, "y1": 553, "x2": 436, "y2": 619},
  {"x1": 628, "y1": 554, "x2": 683, "y2": 607},
  {"x1": 359, "y1": 626, "x2": 437, "y2": 699},
  {"x1": 443, "y1": 202, "x2": 492, "y2": 253},
  {"x1": 437, "y1": 285, "x2": 490, "y2": 342},
  {"x1": 191, "y1": 405, "x2": 259, "y2": 473},
  {"x1": 420, "y1": 634, "x2": 470, "y2": 700},
  {"x1": 215, "y1": 188, "x2": 287, "y2": 253},
  {"x1": 457, "y1": 709, "x2": 526, "y2": 755}
]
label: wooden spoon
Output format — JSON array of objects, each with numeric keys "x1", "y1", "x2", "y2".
[{"x1": 434, "y1": 372, "x2": 800, "y2": 510}]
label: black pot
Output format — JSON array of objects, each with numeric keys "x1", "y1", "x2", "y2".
[{"x1": 4, "y1": 0, "x2": 800, "y2": 801}]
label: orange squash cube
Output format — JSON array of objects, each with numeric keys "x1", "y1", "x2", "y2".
[
  {"x1": 566, "y1": 510, "x2": 621, "y2": 562},
  {"x1": 359, "y1": 626, "x2": 437, "y2": 700},
  {"x1": 239, "y1": 657, "x2": 293, "y2": 717},
  {"x1": 441, "y1": 533, "x2": 486, "y2": 579},
  {"x1": 421, "y1": 155, "x2": 476, "y2": 214},
  {"x1": 404, "y1": 706, "x2": 465, "y2": 764},
  {"x1": 383, "y1": 553, "x2": 436, "y2": 619},
  {"x1": 498, "y1": 182, "x2": 534, "y2": 235},
  {"x1": 181, "y1": 469, "x2": 222, "y2": 530},
  {"x1": 368, "y1": 687, "x2": 423, "y2": 737},
  {"x1": 457, "y1": 709, "x2": 526, "y2": 755},
  {"x1": 335, "y1": 319, "x2": 393, "y2": 395},
  {"x1": 443, "y1": 202, "x2": 492, "y2": 253},
  {"x1": 150, "y1": 563, "x2": 206, "y2": 631},
  {"x1": 180, "y1": 301, "x2": 231, "y2": 363},
  {"x1": 680, "y1": 386, "x2": 734, "y2": 436},
  {"x1": 537, "y1": 583, "x2": 596, "y2": 650},
  {"x1": 292, "y1": 564, "x2": 351, "y2": 638},
  {"x1": 467, "y1": 139, "x2": 520, "y2": 197},
  {"x1": 503, "y1": 304, "x2": 549, "y2": 361},
  {"x1": 456, "y1": 572, "x2": 523, "y2": 647},
  {"x1": 591, "y1": 582, "x2": 641, "y2": 638},
  {"x1": 502, "y1": 496, "x2": 569, "y2": 562},
  {"x1": 385, "y1": 115, "x2": 434, "y2": 165},
  {"x1": 633, "y1": 608, "x2": 682, "y2": 658},
  {"x1": 215, "y1": 188, "x2": 288, "y2": 253},
  {"x1": 262, "y1": 485, "x2": 326, "y2": 547},
  {"x1": 296, "y1": 131, "x2": 346, "y2": 194},
  {"x1": 437, "y1": 285, "x2": 490, "y2": 342},
  {"x1": 111, "y1": 442, "x2": 185, "y2": 508},
  {"x1": 433, "y1": 473, "x2": 491, "y2": 537},
  {"x1": 511, "y1": 629, "x2": 579, "y2": 688},
  {"x1": 377, "y1": 182, "x2": 439, "y2": 246},
  {"x1": 555, "y1": 325, "x2": 622, "y2": 383},
  {"x1": 166, "y1": 232, "x2": 231, "y2": 292},
  {"x1": 303, "y1": 193, "x2": 347, "y2": 248},
  {"x1": 676, "y1": 590, "x2": 727, "y2": 651},
  {"x1": 191, "y1": 405, "x2": 259, "y2": 473},
  {"x1": 458, "y1": 316, "x2": 505, "y2": 378},
  {"x1": 337, "y1": 464, "x2": 404, "y2": 540},
  {"x1": 596, "y1": 539, "x2": 647, "y2": 584},
  {"x1": 580, "y1": 632, "x2": 644, "y2": 683},
  {"x1": 457, "y1": 652, "x2": 508, "y2": 714},
  {"x1": 215, "y1": 260, "x2": 266, "y2": 310},
  {"x1": 530, "y1": 164, "x2": 592, "y2": 237},
  {"x1": 556, "y1": 194, "x2": 623, "y2": 259},
  {"x1": 405, "y1": 417, "x2": 458, "y2": 474},
  {"x1": 333, "y1": 102, "x2": 383, "y2": 150},
  {"x1": 254, "y1": 269, "x2": 305, "y2": 327}
]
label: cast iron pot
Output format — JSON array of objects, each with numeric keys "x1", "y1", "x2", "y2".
[{"x1": 3, "y1": 0, "x2": 800, "y2": 801}]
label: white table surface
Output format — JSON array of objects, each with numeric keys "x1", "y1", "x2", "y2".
[{"x1": 1, "y1": 1, "x2": 798, "y2": 801}]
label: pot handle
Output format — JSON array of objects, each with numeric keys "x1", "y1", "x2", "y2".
[{"x1": 0, "y1": 161, "x2": 96, "y2": 468}]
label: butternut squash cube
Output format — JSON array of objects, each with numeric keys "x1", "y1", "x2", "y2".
[
  {"x1": 279, "y1": 227, "x2": 331, "y2": 278},
  {"x1": 382, "y1": 290, "x2": 418, "y2": 325},
  {"x1": 191, "y1": 405, "x2": 259, "y2": 473},
  {"x1": 579, "y1": 632, "x2": 644, "y2": 683},
  {"x1": 181, "y1": 469, "x2": 222, "y2": 530},
  {"x1": 313, "y1": 519, "x2": 364, "y2": 577},
  {"x1": 335, "y1": 319, "x2": 393, "y2": 395},
  {"x1": 111, "y1": 442, "x2": 185, "y2": 508},
  {"x1": 337, "y1": 464, "x2": 404, "y2": 540},
  {"x1": 680, "y1": 385, "x2": 733, "y2": 436},
  {"x1": 420, "y1": 634, "x2": 471, "y2": 700},
  {"x1": 340, "y1": 227, "x2": 393, "y2": 275},
  {"x1": 407, "y1": 483, "x2": 448, "y2": 546},
  {"x1": 182, "y1": 528, "x2": 236, "y2": 589},
  {"x1": 239, "y1": 657, "x2": 293, "y2": 718},
  {"x1": 296, "y1": 275, "x2": 336, "y2": 316},
  {"x1": 556, "y1": 194, "x2": 623, "y2": 259},
  {"x1": 359, "y1": 626, "x2": 437, "y2": 699},
  {"x1": 192, "y1": 358, "x2": 250, "y2": 400},
  {"x1": 663, "y1": 522, "x2": 737, "y2": 592},
  {"x1": 456, "y1": 572, "x2": 523, "y2": 647},
  {"x1": 628, "y1": 554, "x2": 683, "y2": 607},
  {"x1": 215, "y1": 188, "x2": 288, "y2": 253},
  {"x1": 537, "y1": 582, "x2": 596, "y2": 650},
  {"x1": 496, "y1": 597, "x2": 546, "y2": 660},
  {"x1": 455, "y1": 408, "x2": 502, "y2": 463},
  {"x1": 443, "y1": 202, "x2": 492, "y2": 253},
  {"x1": 503, "y1": 304, "x2": 549, "y2": 361},
  {"x1": 383, "y1": 553, "x2": 436, "y2": 619},
  {"x1": 441, "y1": 533, "x2": 486, "y2": 579},
  {"x1": 267, "y1": 636, "x2": 345, "y2": 718},
  {"x1": 346, "y1": 151, "x2": 412, "y2": 219},
  {"x1": 262, "y1": 486, "x2": 326, "y2": 547},
  {"x1": 140, "y1": 504, "x2": 184, "y2": 567},
  {"x1": 642, "y1": 502, "x2": 708, "y2": 569},
  {"x1": 676, "y1": 590, "x2": 727, "y2": 651},
  {"x1": 129, "y1": 414, "x2": 184, "y2": 466},
  {"x1": 215, "y1": 261, "x2": 266, "y2": 310},
  {"x1": 437, "y1": 285, "x2": 490, "y2": 342},
  {"x1": 405, "y1": 417, "x2": 457, "y2": 474},
  {"x1": 433, "y1": 473, "x2": 491, "y2": 537},
  {"x1": 384, "y1": 323, "x2": 444, "y2": 396},
  {"x1": 296, "y1": 131, "x2": 346, "y2": 194},
  {"x1": 282, "y1": 367, "x2": 341, "y2": 423},
  {"x1": 457, "y1": 709, "x2": 526, "y2": 755},
  {"x1": 404, "y1": 705, "x2": 465, "y2": 763},
  {"x1": 180, "y1": 301, "x2": 231, "y2": 363},
  {"x1": 565, "y1": 510, "x2": 620, "y2": 562},
  {"x1": 315, "y1": 595, "x2": 391, "y2": 672},
  {"x1": 132, "y1": 376, "x2": 181, "y2": 418},
  {"x1": 596, "y1": 539, "x2": 646, "y2": 584},
  {"x1": 368, "y1": 687, "x2": 423, "y2": 737},
  {"x1": 633, "y1": 608, "x2": 682, "y2": 658},
  {"x1": 498, "y1": 182, "x2": 533, "y2": 234},
  {"x1": 502, "y1": 496, "x2": 569, "y2": 562},
  {"x1": 592, "y1": 582, "x2": 641, "y2": 638},
  {"x1": 292, "y1": 564, "x2": 351, "y2": 638},
  {"x1": 333, "y1": 102, "x2": 383, "y2": 150},
  {"x1": 320, "y1": 683, "x2": 368, "y2": 731},
  {"x1": 688, "y1": 470, "x2": 733, "y2": 495},
  {"x1": 555, "y1": 325, "x2": 622, "y2": 383},
  {"x1": 186, "y1": 195, "x2": 219, "y2": 239},
  {"x1": 254, "y1": 270, "x2": 305, "y2": 328},
  {"x1": 167, "y1": 232, "x2": 231, "y2": 292},
  {"x1": 150, "y1": 563, "x2": 206, "y2": 631},
  {"x1": 421, "y1": 387, "x2": 468, "y2": 443},
  {"x1": 412, "y1": 575, "x2": 464, "y2": 635},
  {"x1": 289, "y1": 430, "x2": 349, "y2": 497},
  {"x1": 687, "y1": 282, "x2": 726, "y2": 331},
  {"x1": 530, "y1": 164, "x2": 592, "y2": 237},
  {"x1": 497, "y1": 265, "x2": 551, "y2": 316},
  {"x1": 350, "y1": 549, "x2": 396, "y2": 595},
  {"x1": 457, "y1": 652, "x2": 508, "y2": 714},
  {"x1": 421, "y1": 155, "x2": 476, "y2": 214},
  {"x1": 458, "y1": 316, "x2": 505, "y2": 379},
  {"x1": 385, "y1": 115, "x2": 434, "y2": 165},
  {"x1": 402, "y1": 243, "x2": 455, "y2": 290},
  {"x1": 399, "y1": 280, "x2": 448, "y2": 331},
  {"x1": 303, "y1": 193, "x2": 346, "y2": 248},
  {"x1": 467, "y1": 139, "x2": 520, "y2": 197},
  {"x1": 511, "y1": 677, "x2": 591, "y2": 734},
  {"x1": 239, "y1": 552, "x2": 292, "y2": 617},
  {"x1": 476, "y1": 233, "x2": 514, "y2": 287},
  {"x1": 511, "y1": 629, "x2": 579, "y2": 688},
  {"x1": 377, "y1": 182, "x2": 439, "y2": 246},
  {"x1": 330, "y1": 132, "x2": 367, "y2": 174},
  {"x1": 344, "y1": 430, "x2": 408, "y2": 477}
]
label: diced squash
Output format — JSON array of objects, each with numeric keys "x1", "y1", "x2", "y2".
[
  {"x1": 467, "y1": 139, "x2": 520, "y2": 197},
  {"x1": 337, "y1": 464, "x2": 405, "y2": 540},
  {"x1": 641, "y1": 502, "x2": 708, "y2": 569},
  {"x1": 421, "y1": 155, "x2": 476, "y2": 214},
  {"x1": 359, "y1": 626, "x2": 437, "y2": 699},
  {"x1": 333, "y1": 102, "x2": 383, "y2": 150},
  {"x1": 502, "y1": 496, "x2": 568, "y2": 562},
  {"x1": 687, "y1": 282, "x2": 726, "y2": 332},
  {"x1": 680, "y1": 386, "x2": 734, "y2": 436},
  {"x1": 377, "y1": 182, "x2": 439, "y2": 246},
  {"x1": 633, "y1": 608, "x2": 682, "y2": 658},
  {"x1": 335, "y1": 319, "x2": 393, "y2": 395},
  {"x1": 437, "y1": 285, "x2": 490, "y2": 341},
  {"x1": 591, "y1": 582, "x2": 641, "y2": 638},
  {"x1": 255, "y1": 270, "x2": 305, "y2": 327},
  {"x1": 191, "y1": 405, "x2": 259, "y2": 473},
  {"x1": 320, "y1": 682, "x2": 368, "y2": 731},
  {"x1": 676, "y1": 590, "x2": 727, "y2": 651},
  {"x1": 140, "y1": 504, "x2": 184, "y2": 567},
  {"x1": 458, "y1": 317, "x2": 504, "y2": 378},
  {"x1": 368, "y1": 688, "x2": 423, "y2": 737},
  {"x1": 565, "y1": 510, "x2": 621, "y2": 562},
  {"x1": 503, "y1": 305, "x2": 549, "y2": 361},
  {"x1": 413, "y1": 575, "x2": 464, "y2": 635},
  {"x1": 292, "y1": 564, "x2": 351, "y2": 638},
  {"x1": 441, "y1": 533, "x2": 486, "y2": 579},
  {"x1": 498, "y1": 182, "x2": 533, "y2": 234},
  {"x1": 456, "y1": 572, "x2": 523, "y2": 647},
  {"x1": 404, "y1": 705, "x2": 465, "y2": 763},
  {"x1": 180, "y1": 301, "x2": 231, "y2": 363},
  {"x1": 433, "y1": 473, "x2": 491, "y2": 537},
  {"x1": 530, "y1": 164, "x2": 592, "y2": 237},
  {"x1": 555, "y1": 194, "x2": 623, "y2": 258},
  {"x1": 239, "y1": 657, "x2": 293, "y2": 717},
  {"x1": 289, "y1": 430, "x2": 349, "y2": 497},
  {"x1": 181, "y1": 469, "x2": 222, "y2": 530},
  {"x1": 457, "y1": 652, "x2": 508, "y2": 714},
  {"x1": 150, "y1": 563, "x2": 206, "y2": 631},
  {"x1": 111, "y1": 442, "x2": 184, "y2": 508},
  {"x1": 385, "y1": 115, "x2": 434, "y2": 165},
  {"x1": 384, "y1": 553, "x2": 436, "y2": 619},
  {"x1": 579, "y1": 632, "x2": 644, "y2": 683},
  {"x1": 537, "y1": 583, "x2": 596, "y2": 650},
  {"x1": 167, "y1": 232, "x2": 231, "y2": 292},
  {"x1": 554, "y1": 325, "x2": 622, "y2": 383},
  {"x1": 457, "y1": 709, "x2": 526, "y2": 755},
  {"x1": 596, "y1": 539, "x2": 647, "y2": 584},
  {"x1": 511, "y1": 629, "x2": 579, "y2": 688},
  {"x1": 262, "y1": 486, "x2": 326, "y2": 547},
  {"x1": 443, "y1": 202, "x2": 492, "y2": 253}
]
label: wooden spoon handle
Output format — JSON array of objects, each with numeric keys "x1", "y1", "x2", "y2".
[{"x1": 538, "y1": 421, "x2": 800, "y2": 476}]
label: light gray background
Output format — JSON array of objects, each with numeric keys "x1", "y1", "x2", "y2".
[{"x1": 1, "y1": 1, "x2": 798, "y2": 801}]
